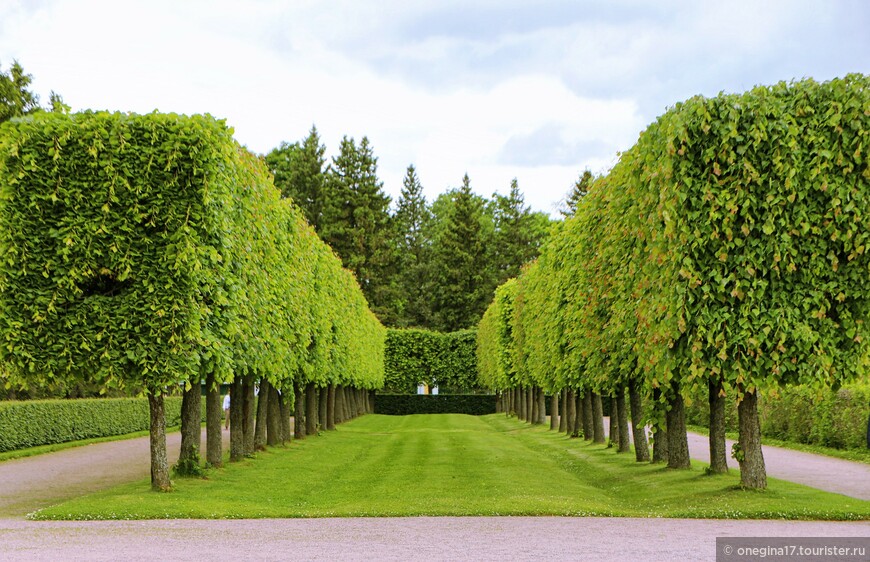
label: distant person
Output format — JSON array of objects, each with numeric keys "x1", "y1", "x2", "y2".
[{"x1": 223, "y1": 388, "x2": 231, "y2": 429}]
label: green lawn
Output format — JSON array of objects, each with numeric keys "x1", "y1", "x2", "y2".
[{"x1": 30, "y1": 414, "x2": 870, "y2": 521}]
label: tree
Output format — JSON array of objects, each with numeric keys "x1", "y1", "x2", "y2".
[
  {"x1": 490, "y1": 178, "x2": 551, "y2": 285},
  {"x1": 264, "y1": 125, "x2": 326, "y2": 230},
  {"x1": 0, "y1": 60, "x2": 41, "y2": 124},
  {"x1": 558, "y1": 169, "x2": 595, "y2": 218},
  {"x1": 428, "y1": 174, "x2": 491, "y2": 331},
  {"x1": 390, "y1": 165, "x2": 433, "y2": 327},
  {"x1": 321, "y1": 136, "x2": 394, "y2": 319}
]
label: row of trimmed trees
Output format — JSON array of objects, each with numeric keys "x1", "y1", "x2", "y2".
[
  {"x1": 478, "y1": 75, "x2": 870, "y2": 489},
  {"x1": 0, "y1": 111, "x2": 385, "y2": 490}
]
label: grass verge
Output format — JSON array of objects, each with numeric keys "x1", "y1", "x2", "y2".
[
  {"x1": 30, "y1": 414, "x2": 870, "y2": 521},
  {"x1": 686, "y1": 424, "x2": 870, "y2": 465}
]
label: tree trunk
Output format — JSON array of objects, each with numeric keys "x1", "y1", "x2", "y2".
[
  {"x1": 549, "y1": 392, "x2": 559, "y2": 430},
  {"x1": 177, "y1": 381, "x2": 202, "y2": 475},
  {"x1": 572, "y1": 391, "x2": 582, "y2": 438},
  {"x1": 628, "y1": 378, "x2": 650, "y2": 462},
  {"x1": 306, "y1": 383, "x2": 318, "y2": 436},
  {"x1": 608, "y1": 394, "x2": 619, "y2": 448},
  {"x1": 565, "y1": 388, "x2": 576, "y2": 437},
  {"x1": 582, "y1": 391, "x2": 594, "y2": 441},
  {"x1": 651, "y1": 386, "x2": 668, "y2": 463},
  {"x1": 318, "y1": 385, "x2": 328, "y2": 429},
  {"x1": 531, "y1": 387, "x2": 539, "y2": 424},
  {"x1": 242, "y1": 376, "x2": 256, "y2": 455},
  {"x1": 205, "y1": 372, "x2": 223, "y2": 467},
  {"x1": 229, "y1": 379, "x2": 245, "y2": 462},
  {"x1": 737, "y1": 389, "x2": 767, "y2": 489},
  {"x1": 666, "y1": 384, "x2": 691, "y2": 469},
  {"x1": 254, "y1": 378, "x2": 270, "y2": 451},
  {"x1": 327, "y1": 383, "x2": 336, "y2": 430},
  {"x1": 336, "y1": 386, "x2": 346, "y2": 423},
  {"x1": 279, "y1": 389, "x2": 292, "y2": 442},
  {"x1": 527, "y1": 388, "x2": 534, "y2": 424},
  {"x1": 708, "y1": 377, "x2": 728, "y2": 474},
  {"x1": 558, "y1": 390, "x2": 567, "y2": 432},
  {"x1": 267, "y1": 383, "x2": 282, "y2": 446},
  {"x1": 592, "y1": 392, "x2": 605, "y2": 443},
  {"x1": 148, "y1": 392, "x2": 171, "y2": 492},
  {"x1": 294, "y1": 380, "x2": 306, "y2": 439},
  {"x1": 536, "y1": 387, "x2": 546, "y2": 425},
  {"x1": 616, "y1": 386, "x2": 631, "y2": 454}
]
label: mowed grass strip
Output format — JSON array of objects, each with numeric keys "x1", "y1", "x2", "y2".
[{"x1": 31, "y1": 414, "x2": 870, "y2": 520}]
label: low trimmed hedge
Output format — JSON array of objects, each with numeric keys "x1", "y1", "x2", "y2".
[
  {"x1": 685, "y1": 381, "x2": 870, "y2": 450},
  {"x1": 0, "y1": 396, "x2": 197, "y2": 452},
  {"x1": 374, "y1": 394, "x2": 496, "y2": 416}
]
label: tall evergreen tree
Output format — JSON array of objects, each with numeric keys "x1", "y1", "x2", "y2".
[
  {"x1": 428, "y1": 174, "x2": 490, "y2": 331},
  {"x1": 391, "y1": 165, "x2": 433, "y2": 327},
  {"x1": 489, "y1": 178, "x2": 550, "y2": 285},
  {"x1": 321, "y1": 136, "x2": 393, "y2": 318},
  {"x1": 559, "y1": 169, "x2": 595, "y2": 218},
  {"x1": 264, "y1": 125, "x2": 326, "y2": 230}
]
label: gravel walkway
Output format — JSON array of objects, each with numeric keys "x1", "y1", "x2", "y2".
[{"x1": 1, "y1": 516, "x2": 868, "y2": 561}]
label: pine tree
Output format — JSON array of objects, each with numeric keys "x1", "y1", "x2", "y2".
[
  {"x1": 321, "y1": 136, "x2": 393, "y2": 317},
  {"x1": 489, "y1": 178, "x2": 542, "y2": 284},
  {"x1": 559, "y1": 169, "x2": 595, "y2": 217},
  {"x1": 428, "y1": 174, "x2": 490, "y2": 331},
  {"x1": 391, "y1": 165, "x2": 433, "y2": 327},
  {"x1": 264, "y1": 125, "x2": 326, "y2": 230}
]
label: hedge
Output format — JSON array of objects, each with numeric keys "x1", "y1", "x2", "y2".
[
  {"x1": 374, "y1": 394, "x2": 496, "y2": 416},
  {"x1": 0, "y1": 396, "x2": 206, "y2": 452},
  {"x1": 383, "y1": 328, "x2": 480, "y2": 394},
  {"x1": 686, "y1": 381, "x2": 870, "y2": 450}
]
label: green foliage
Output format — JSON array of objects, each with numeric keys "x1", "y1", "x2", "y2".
[
  {"x1": 383, "y1": 328, "x2": 480, "y2": 393},
  {"x1": 0, "y1": 396, "x2": 193, "y2": 452},
  {"x1": 0, "y1": 111, "x2": 385, "y2": 402},
  {"x1": 0, "y1": 60, "x2": 42, "y2": 124},
  {"x1": 264, "y1": 125, "x2": 326, "y2": 230},
  {"x1": 373, "y1": 394, "x2": 496, "y2": 415}
]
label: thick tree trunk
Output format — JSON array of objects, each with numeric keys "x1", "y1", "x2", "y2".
[
  {"x1": 336, "y1": 386, "x2": 346, "y2": 423},
  {"x1": 254, "y1": 378, "x2": 270, "y2": 451},
  {"x1": 242, "y1": 376, "x2": 256, "y2": 456},
  {"x1": 294, "y1": 381, "x2": 306, "y2": 439},
  {"x1": 737, "y1": 389, "x2": 767, "y2": 489},
  {"x1": 177, "y1": 381, "x2": 202, "y2": 475},
  {"x1": 517, "y1": 388, "x2": 526, "y2": 421},
  {"x1": 708, "y1": 377, "x2": 729, "y2": 474},
  {"x1": 549, "y1": 392, "x2": 559, "y2": 430},
  {"x1": 306, "y1": 383, "x2": 318, "y2": 436},
  {"x1": 229, "y1": 379, "x2": 245, "y2": 462},
  {"x1": 592, "y1": 392, "x2": 605, "y2": 443},
  {"x1": 205, "y1": 372, "x2": 223, "y2": 467},
  {"x1": 608, "y1": 394, "x2": 619, "y2": 448},
  {"x1": 148, "y1": 392, "x2": 171, "y2": 492},
  {"x1": 628, "y1": 378, "x2": 650, "y2": 462},
  {"x1": 326, "y1": 384, "x2": 336, "y2": 430},
  {"x1": 558, "y1": 390, "x2": 567, "y2": 432},
  {"x1": 582, "y1": 391, "x2": 594, "y2": 441},
  {"x1": 318, "y1": 385, "x2": 328, "y2": 429},
  {"x1": 536, "y1": 387, "x2": 546, "y2": 425},
  {"x1": 279, "y1": 389, "x2": 292, "y2": 442},
  {"x1": 651, "y1": 386, "x2": 668, "y2": 463},
  {"x1": 616, "y1": 386, "x2": 631, "y2": 454},
  {"x1": 572, "y1": 391, "x2": 583, "y2": 438},
  {"x1": 266, "y1": 383, "x2": 282, "y2": 446},
  {"x1": 565, "y1": 388, "x2": 576, "y2": 437},
  {"x1": 666, "y1": 385, "x2": 691, "y2": 469}
]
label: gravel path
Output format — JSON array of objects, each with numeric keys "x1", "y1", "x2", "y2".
[
  {"x1": 0, "y1": 516, "x2": 867, "y2": 561},
  {"x1": 599, "y1": 417, "x2": 870, "y2": 501},
  {"x1": 0, "y1": 429, "x2": 229, "y2": 517}
]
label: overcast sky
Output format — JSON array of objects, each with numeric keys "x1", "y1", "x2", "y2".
[{"x1": 1, "y1": 0, "x2": 867, "y2": 214}]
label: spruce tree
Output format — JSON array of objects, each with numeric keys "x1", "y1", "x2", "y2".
[
  {"x1": 559, "y1": 169, "x2": 595, "y2": 218},
  {"x1": 391, "y1": 165, "x2": 433, "y2": 327},
  {"x1": 264, "y1": 125, "x2": 326, "y2": 230}
]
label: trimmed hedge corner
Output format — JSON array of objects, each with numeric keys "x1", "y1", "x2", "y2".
[
  {"x1": 0, "y1": 396, "x2": 198, "y2": 452},
  {"x1": 374, "y1": 394, "x2": 496, "y2": 416}
]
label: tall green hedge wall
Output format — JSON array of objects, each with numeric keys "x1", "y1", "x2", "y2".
[
  {"x1": 478, "y1": 75, "x2": 869, "y2": 428},
  {"x1": 0, "y1": 111, "x2": 384, "y2": 398},
  {"x1": 383, "y1": 328, "x2": 481, "y2": 393}
]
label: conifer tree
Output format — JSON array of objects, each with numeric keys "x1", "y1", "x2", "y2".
[
  {"x1": 559, "y1": 169, "x2": 595, "y2": 218},
  {"x1": 264, "y1": 125, "x2": 326, "y2": 230},
  {"x1": 391, "y1": 165, "x2": 433, "y2": 327}
]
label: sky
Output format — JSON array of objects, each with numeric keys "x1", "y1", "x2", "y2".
[{"x1": 1, "y1": 0, "x2": 868, "y2": 215}]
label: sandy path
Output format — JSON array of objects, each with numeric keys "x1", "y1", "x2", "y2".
[
  {"x1": 0, "y1": 430, "x2": 230, "y2": 517},
  {"x1": 598, "y1": 417, "x2": 870, "y2": 501},
  {"x1": 0, "y1": 516, "x2": 867, "y2": 561}
]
